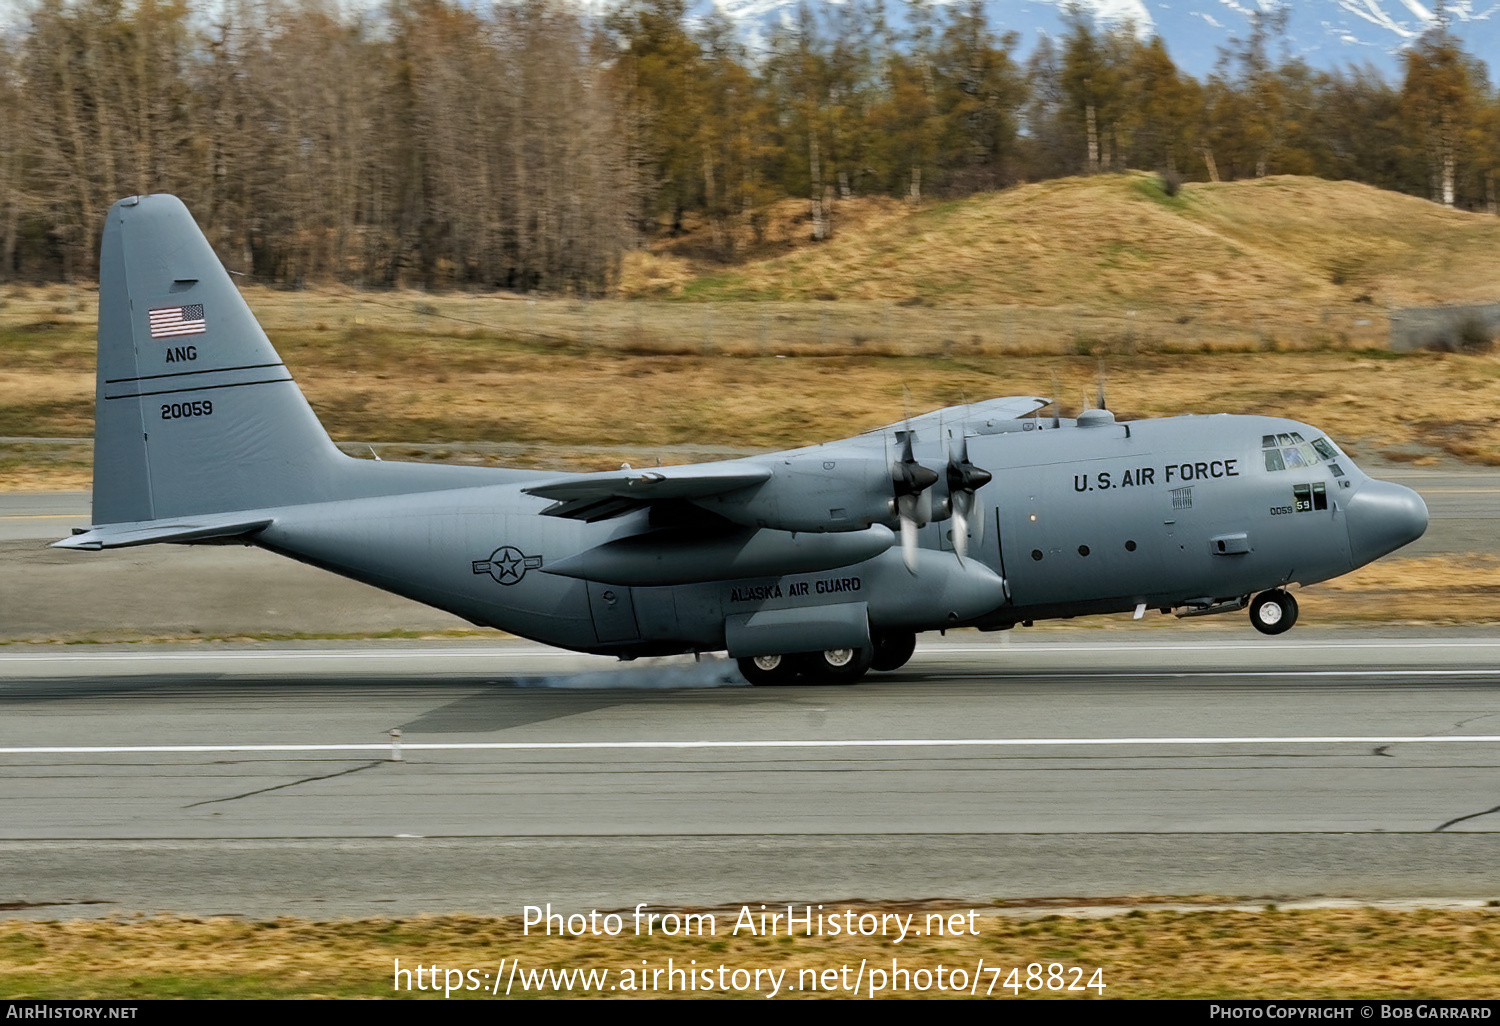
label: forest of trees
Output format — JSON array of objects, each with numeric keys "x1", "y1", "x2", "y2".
[{"x1": 0, "y1": 0, "x2": 1496, "y2": 290}]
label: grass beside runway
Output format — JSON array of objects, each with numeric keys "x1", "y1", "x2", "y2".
[
  {"x1": 2, "y1": 904, "x2": 1499, "y2": 999},
  {"x1": 6, "y1": 284, "x2": 1500, "y2": 486}
]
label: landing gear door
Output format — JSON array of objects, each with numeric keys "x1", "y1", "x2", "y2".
[{"x1": 587, "y1": 582, "x2": 640, "y2": 645}]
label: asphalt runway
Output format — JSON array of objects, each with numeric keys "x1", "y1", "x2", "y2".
[
  {"x1": 3, "y1": 475, "x2": 1497, "y2": 918},
  {"x1": 2, "y1": 637, "x2": 1499, "y2": 919}
]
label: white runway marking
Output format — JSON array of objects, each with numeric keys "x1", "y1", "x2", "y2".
[
  {"x1": 0, "y1": 648, "x2": 589, "y2": 662},
  {"x1": 2, "y1": 640, "x2": 1500, "y2": 664},
  {"x1": 935, "y1": 670, "x2": 1498, "y2": 679},
  {"x1": 5, "y1": 735, "x2": 1500, "y2": 756},
  {"x1": 934, "y1": 643, "x2": 1500, "y2": 654}
]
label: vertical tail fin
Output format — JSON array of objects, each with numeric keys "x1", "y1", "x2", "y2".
[{"x1": 92, "y1": 194, "x2": 349, "y2": 525}]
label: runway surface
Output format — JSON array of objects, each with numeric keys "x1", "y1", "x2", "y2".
[
  {"x1": 2, "y1": 636, "x2": 1498, "y2": 918},
  {"x1": 4, "y1": 476, "x2": 1497, "y2": 916}
]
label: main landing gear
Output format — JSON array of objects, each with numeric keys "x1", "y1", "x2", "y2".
[
  {"x1": 1249, "y1": 589, "x2": 1298, "y2": 636},
  {"x1": 736, "y1": 649, "x2": 873, "y2": 685},
  {"x1": 736, "y1": 630, "x2": 918, "y2": 685},
  {"x1": 871, "y1": 629, "x2": 917, "y2": 672},
  {"x1": 736, "y1": 653, "x2": 801, "y2": 685}
]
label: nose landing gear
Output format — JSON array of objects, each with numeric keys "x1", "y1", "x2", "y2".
[
  {"x1": 1249, "y1": 590, "x2": 1298, "y2": 635},
  {"x1": 871, "y1": 629, "x2": 917, "y2": 672}
]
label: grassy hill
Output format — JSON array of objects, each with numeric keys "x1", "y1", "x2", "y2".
[{"x1": 622, "y1": 173, "x2": 1500, "y2": 311}]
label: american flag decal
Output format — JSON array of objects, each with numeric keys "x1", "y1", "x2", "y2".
[{"x1": 149, "y1": 304, "x2": 206, "y2": 338}]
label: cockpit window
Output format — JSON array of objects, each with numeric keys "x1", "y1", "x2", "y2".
[{"x1": 1261, "y1": 433, "x2": 1336, "y2": 473}]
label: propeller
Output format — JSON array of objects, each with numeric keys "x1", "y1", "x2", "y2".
[
  {"x1": 892, "y1": 429, "x2": 938, "y2": 574},
  {"x1": 945, "y1": 431, "x2": 992, "y2": 562}
]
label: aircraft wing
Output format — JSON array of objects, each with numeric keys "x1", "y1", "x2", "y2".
[
  {"x1": 867, "y1": 396, "x2": 1050, "y2": 437},
  {"x1": 54, "y1": 515, "x2": 274, "y2": 550},
  {"x1": 523, "y1": 463, "x2": 772, "y2": 522}
]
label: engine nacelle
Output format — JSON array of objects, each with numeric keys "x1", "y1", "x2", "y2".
[
  {"x1": 542, "y1": 524, "x2": 895, "y2": 586},
  {"x1": 691, "y1": 452, "x2": 902, "y2": 533}
]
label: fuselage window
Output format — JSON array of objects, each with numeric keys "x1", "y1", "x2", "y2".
[
  {"x1": 1311, "y1": 438, "x2": 1339, "y2": 461},
  {"x1": 1264, "y1": 448, "x2": 1286, "y2": 471},
  {"x1": 1292, "y1": 482, "x2": 1330, "y2": 512}
]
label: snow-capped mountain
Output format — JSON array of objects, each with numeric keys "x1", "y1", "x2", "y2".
[{"x1": 713, "y1": 0, "x2": 1499, "y2": 80}]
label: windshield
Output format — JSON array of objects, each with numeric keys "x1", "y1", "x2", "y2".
[{"x1": 1261, "y1": 432, "x2": 1354, "y2": 481}]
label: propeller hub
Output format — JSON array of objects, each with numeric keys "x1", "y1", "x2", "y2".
[
  {"x1": 894, "y1": 461, "x2": 939, "y2": 496},
  {"x1": 947, "y1": 462, "x2": 991, "y2": 492}
]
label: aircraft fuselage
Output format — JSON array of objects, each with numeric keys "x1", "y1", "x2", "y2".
[{"x1": 250, "y1": 411, "x2": 1420, "y2": 658}]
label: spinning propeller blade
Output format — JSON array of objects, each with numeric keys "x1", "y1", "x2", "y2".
[
  {"x1": 945, "y1": 429, "x2": 992, "y2": 563},
  {"x1": 892, "y1": 428, "x2": 938, "y2": 574}
]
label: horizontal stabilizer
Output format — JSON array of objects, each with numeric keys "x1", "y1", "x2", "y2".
[
  {"x1": 54, "y1": 516, "x2": 273, "y2": 550},
  {"x1": 525, "y1": 464, "x2": 771, "y2": 521}
]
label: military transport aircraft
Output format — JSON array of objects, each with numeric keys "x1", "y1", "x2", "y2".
[{"x1": 56, "y1": 195, "x2": 1430, "y2": 683}]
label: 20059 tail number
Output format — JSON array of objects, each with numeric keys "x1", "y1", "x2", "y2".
[{"x1": 161, "y1": 400, "x2": 213, "y2": 420}]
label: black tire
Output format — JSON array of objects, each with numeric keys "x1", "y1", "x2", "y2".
[
  {"x1": 794, "y1": 647, "x2": 874, "y2": 684},
  {"x1": 1249, "y1": 590, "x2": 1298, "y2": 635},
  {"x1": 736, "y1": 654, "x2": 800, "y2": 686},
  {"x1": 871, "y1": 630, "x2": 917, "y2": 672}
]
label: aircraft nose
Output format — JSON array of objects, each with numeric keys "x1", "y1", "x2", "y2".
[{"x1": 1346, "y1": 480, "x2": 1428, "y2": 568}]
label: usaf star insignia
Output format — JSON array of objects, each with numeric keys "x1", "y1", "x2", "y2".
[{"x1": 472, "y1": 546, "x2": 544, "y2": 585}]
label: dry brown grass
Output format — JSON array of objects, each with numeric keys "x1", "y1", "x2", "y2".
[
  {"x1": 8, "y1": 329, "x2": 1499, "y2": 469},
  {"x1": 1296, "y1": 555, "x2": 1500, "y2": 624},
  {"x1": 666, "y1": 174, "x2": 1500, "y2": 310},
  {"x1": 3, "y1": 905, "x2": 1498, "y2": 999}
]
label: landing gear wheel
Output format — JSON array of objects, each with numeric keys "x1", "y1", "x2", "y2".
[
  {"x1": 737, "y1": 654, "x2": 800, "y2": 686},
  {"x1": 1249, "y1": 590, "x2": 1299, "y2": 635},
  {"x1": 795, "y1": 647, "x2": 874, "y2": 684},
  {"x1": 871, "y1": 630, "x2": 917, "y2": 672}
]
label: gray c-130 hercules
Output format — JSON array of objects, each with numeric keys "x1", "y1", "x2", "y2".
[{"x1": 57, "y1": 195, "x2": 1430, "y2": 683}]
